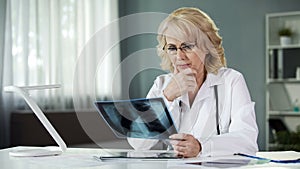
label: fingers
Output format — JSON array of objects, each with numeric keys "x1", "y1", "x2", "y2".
[
  {"x1": 169, "y1": 133, "x2": 186, "y2": 140},
  {"x1": 163, "y1": 68, "x2": 198, "y2": 101},
  {"x1": 173, "y1": 64, "x2": 179, "y2": 74},
  {"x1": 169, "y1": 134, "x2": 201, "y2": 158},
  {"x1": 176, "y1": 73, "x2": 197, "y2": 93},
  {"x1": 181, "y1": 67, "x2": 197, "y2": 75}
]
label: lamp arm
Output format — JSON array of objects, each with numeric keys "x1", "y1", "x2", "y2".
[{"x1": 4, "y1": 85, "x2": 67, "y2": 152}]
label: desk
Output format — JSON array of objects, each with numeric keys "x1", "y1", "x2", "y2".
[{"x1": 1, "y1": 146, "x2": 300, "y2": 169}]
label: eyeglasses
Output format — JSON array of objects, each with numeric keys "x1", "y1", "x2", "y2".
[{"x1": 164, "y1": 43, "x2": 196, "y2": 55}]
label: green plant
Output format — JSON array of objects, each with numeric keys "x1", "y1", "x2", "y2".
[
  {"x1": 274, "y1": 124, "x2": 300, "y2": 151},
  {"x1": 278, "y1": 28, "x2": 292, "y2": 37}
]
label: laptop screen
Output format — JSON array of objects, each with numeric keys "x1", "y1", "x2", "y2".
[{"x1": 94, "y1": 97, "x2": 177, "y2": 139}]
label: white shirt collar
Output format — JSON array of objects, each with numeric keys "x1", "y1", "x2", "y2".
[{"x1": 205, "y1": 67, "x2": 226, "y2": 87}]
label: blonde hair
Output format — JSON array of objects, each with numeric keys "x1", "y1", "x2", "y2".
[{"x1": 157, "y1": 7, "x2": 226, "y2": 74}]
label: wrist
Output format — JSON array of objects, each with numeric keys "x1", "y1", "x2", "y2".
[{"x1": 163, "y1": 89, "x2": 174, "y2": 102}]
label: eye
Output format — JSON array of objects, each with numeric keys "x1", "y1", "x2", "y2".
[
  {"x1": 167, "y1": 46, "x2": 177, "y2": 51},
  {"x1": 181, "y1": 44, "x2": 194, "y2": 51}
]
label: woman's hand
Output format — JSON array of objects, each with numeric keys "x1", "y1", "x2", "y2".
[
  {"x1": 169, "y1": 133, "x2": 202, "y2": 158},
  {"x1": 163, "y1": 68, "x2": 197, "y2": 101}
]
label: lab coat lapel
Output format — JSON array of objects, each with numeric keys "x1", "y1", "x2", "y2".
[
  {"x1": 206, "y1": 70, "x2": 225, "y2": 88},
  {"x1": 206, "y1": 70, "x2": 225, "y2": 120},
  {"x1": 191, "y1": 70, "x2": 225, "y2": 136},
  {"x1": 172, "y1": 94, "x2": 188, "y2": 132},
  {"x1": 175, "y1": 69, "x2": 226, "y2": 133},
  {"x1": 179, "y1": 81, "x2": 211, "y2": 133},
  {"x1": 193, "y1": 70, "x2": 225, "y2": 105}
]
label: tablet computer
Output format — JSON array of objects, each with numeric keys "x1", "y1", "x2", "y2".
[
  {"x1": 94, "y1": 97, "x2": 178, "y2": 140},
  {"x1": 95, "y1": 151, "x2": 182, "y2": 161}
]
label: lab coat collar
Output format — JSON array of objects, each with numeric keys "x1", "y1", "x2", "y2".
[
  {"x1": 206, "y1": 67, "x2": 225, "y2": 87},
  {"x1": 192, "y1": 68, "x2": 226, "y2": 104}
]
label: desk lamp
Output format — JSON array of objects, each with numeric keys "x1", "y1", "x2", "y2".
[{"x1": 4, "y1": 85, "x2": 67, "y2": 157}]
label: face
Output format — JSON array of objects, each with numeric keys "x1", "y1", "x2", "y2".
[{"x1": 165, "y1": 35, "x2": 207, "y2": 75}]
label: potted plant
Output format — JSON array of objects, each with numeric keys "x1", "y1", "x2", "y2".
[
  {"x1": 275, "y1": 125, "x2": 300, "y2": 151},
  {"x1": 278, "y1": 28, "x2": 292, "y2": 46}
]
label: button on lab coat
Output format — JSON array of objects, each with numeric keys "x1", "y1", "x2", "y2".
[{"x1": 128, "y1": 68, "x2": 259, "y2": 157}]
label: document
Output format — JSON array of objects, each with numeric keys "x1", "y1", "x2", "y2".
[{"x1": 256, "y1": 151, "x2": 300, "y2": 161}]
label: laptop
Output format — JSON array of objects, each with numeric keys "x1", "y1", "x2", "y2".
[{"x1": 94, "y1": 97, "x2": 178, "y2": 140}]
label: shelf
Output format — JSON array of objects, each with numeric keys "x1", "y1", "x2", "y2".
[
  {"x1": 266, "y1": 11, "x2": 300, "y2": 151},
  {"x1": 269, "y1": 110, "x2": 300, "y2": 116},
  {"x1": 268, "y1": 44, "x2": 300, "y2": 50},
  {"x1": 267, "y1": 78, "x2": 300, "y2": 83},
  {"x1": 267, "y1": 11, "x2": 300, "y2": 17}
]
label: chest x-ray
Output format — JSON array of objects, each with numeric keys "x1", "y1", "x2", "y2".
[{"x1": 94, "y1": 97, "x2": 178, "y2": 139}]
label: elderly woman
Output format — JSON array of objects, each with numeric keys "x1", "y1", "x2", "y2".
[{"x1": 128, "y1": 7, "x2": 258, "y2": 158}]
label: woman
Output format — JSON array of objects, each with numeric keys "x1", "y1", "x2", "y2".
[{"x1": 128, "y1": 7, "x2": 258, "y2": 158}]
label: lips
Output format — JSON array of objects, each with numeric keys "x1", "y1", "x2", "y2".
[{"x1": 177, "y1": 64, "x2": 191, "y2": 69}]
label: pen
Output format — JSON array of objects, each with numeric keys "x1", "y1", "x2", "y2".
[{"x1": 234, "y1": 153, "x2": 300, "y2": 163}]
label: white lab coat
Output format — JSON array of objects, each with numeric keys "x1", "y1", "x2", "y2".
[{"x1": 128, "y1": 67, "x2": 259, "y2": 157}]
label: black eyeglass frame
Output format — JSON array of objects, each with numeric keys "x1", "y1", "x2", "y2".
[{"x1": 163, "y1": 42, "x2": 197, "y2": 55}]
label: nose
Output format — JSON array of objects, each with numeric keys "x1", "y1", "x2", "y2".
[{"x1": 176, "y1": 49, "x2": 187, "y2": 60}]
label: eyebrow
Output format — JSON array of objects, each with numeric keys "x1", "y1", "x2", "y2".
[
  {"x1": 166, "y1": 42, "x2": 193, "y2": 46},
  {"x1": 166, "y1": 44, "x2": 176, "y2": 47}
]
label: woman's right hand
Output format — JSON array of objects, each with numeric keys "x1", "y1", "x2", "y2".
[{"x1": 163, "y1": 68, "x2": 197, "y2": 101}]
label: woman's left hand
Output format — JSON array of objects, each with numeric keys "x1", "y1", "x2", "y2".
[{"x1": 169, "y1": 133, "x2": 202, "y2": 158}]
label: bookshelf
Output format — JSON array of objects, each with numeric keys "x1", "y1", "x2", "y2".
[{"x1": 266, "y1": 11, "x2": 300, "y2": 150}]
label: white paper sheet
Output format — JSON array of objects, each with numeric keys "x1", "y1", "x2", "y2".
[{"x1": 257, "y1": 151, "x2": 300, "y2": 160}]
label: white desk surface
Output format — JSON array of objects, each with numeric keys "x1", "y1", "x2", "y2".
[{"x1": 1, "y1": 146, "x2": 300, "y2": 169}]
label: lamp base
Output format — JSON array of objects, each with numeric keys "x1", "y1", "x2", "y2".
[{"x1": 9, "y1": 148, "x2": 62, "y2": 157}]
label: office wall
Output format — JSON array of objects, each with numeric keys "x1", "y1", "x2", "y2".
[{"x1": 118, "y1": 0, "x2": 300, "y2": 150}]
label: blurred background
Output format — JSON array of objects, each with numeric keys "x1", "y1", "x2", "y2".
[{"x1": 1, "y1": 0, "x2": 300, "y2": 151}]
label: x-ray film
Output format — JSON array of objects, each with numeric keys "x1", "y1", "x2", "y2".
[{"x1": 94, "y1": 98, "x2": 178, "y2": 139}]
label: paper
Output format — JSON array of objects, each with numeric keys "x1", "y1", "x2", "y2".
[{"x1": 257, "y1": 151, "x2": 300, "y2": 160}]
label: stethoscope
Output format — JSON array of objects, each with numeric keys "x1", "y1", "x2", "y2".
[
  {"x1": 178, "y1": 85, "x2": 220, "y2": 135},
  {"x1": 214, "y1": 85, "x2": 220, "y2": 135}
]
